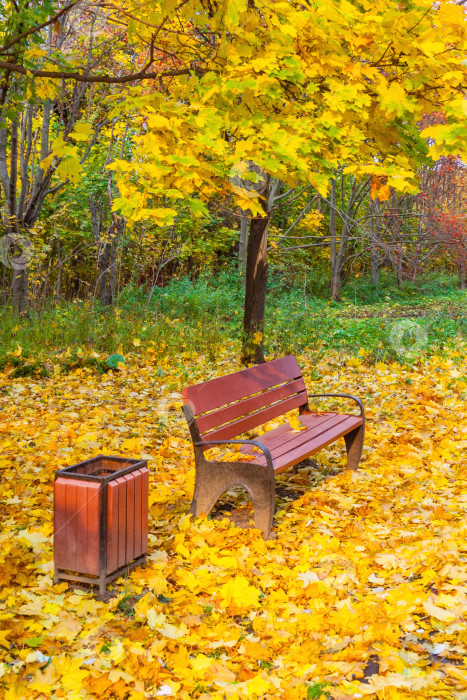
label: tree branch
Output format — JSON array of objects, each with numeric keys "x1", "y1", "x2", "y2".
[{"x1": 0, "y1": 59, "x2": 209, "y2": 83}]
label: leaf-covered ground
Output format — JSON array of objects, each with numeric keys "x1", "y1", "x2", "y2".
[{"x1": 0, "y1": 349, "x2": 466, "y2": 699}]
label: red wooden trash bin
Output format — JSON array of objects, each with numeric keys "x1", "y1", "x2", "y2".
[{"x1": 54, "y1": 455, "x2": 148, "y2": 599}]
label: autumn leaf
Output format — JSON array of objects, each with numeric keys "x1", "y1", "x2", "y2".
[
  {"x1": 252, "y1": 331, "x2": 263, "y2": 345},
  {"x1": 147, "y1": 609, "x2": 166, "y2": 630},
  {"x1": 218, "y1": 575, "x2": 260, "y2": 611},
  {"x1": 423, "y1": 598, "x2": 457, "y2": 622},
  {"x1": 289, "y1": 414, "x2": 306, "y2": 431},
  {"x1": 0, "y1": 631, "x2": 11, "y2": 649},
  {"x1": 370, "y1": 176, "x2": 391, "y2": 202}
]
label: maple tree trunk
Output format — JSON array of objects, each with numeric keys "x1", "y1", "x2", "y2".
[
  {"x1": 8, "y1": 106, "x2": 28, "y2": 313},
  {"x1": 395, "y1": 250, "x2": 403, "y2": 288},
  {"x1": 329, "y1": 178, "x2": 341, "y2": 301},
  {"x1": 98, "y1": 243, "x2": 111, "y2": 306},
  {"x1": 238, "y1": 213, "x2": 248, "y2": 286},
  {"x1": 330, "y1": 266, "x2": 341, "y2": 302},
  {"x1": 242, "y1": 178, "x2": 270, "y2": 365},
  {"x1": 329, "y1": 178, "x2": 337, "y2": 284},
  {"x1": 370, "y1": 199, "x2": 380, "y2": 286},
  {"x1": 56, "y1": 240, "x2": 62, "y2": 303},
  {"x1": 108, "y1": 219, "x2": 122, "y2": 305},
  {"x1": 12, "y1": 266, "x2": 29, "y2": 315},
  {"x1": 329, "y1": 177, "x2": 341, "y2": 301},
  {"x1": 330, "y1": 223, "x2": 348, "y2": 302}
]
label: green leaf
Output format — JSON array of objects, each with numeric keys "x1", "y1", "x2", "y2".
[{"x1": 24, "y1": 636, "x2": 45, "y2": 648}]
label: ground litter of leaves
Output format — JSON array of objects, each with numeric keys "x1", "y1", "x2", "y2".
[{"x1": 0, "y1": 348, "x2": 466, "y2": 700}]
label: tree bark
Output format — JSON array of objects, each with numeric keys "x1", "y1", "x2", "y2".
[
  {"x1": 108, "y1": 218, "x2": 122, "y2": 305},
  {"x1": 238, "y1": 213, "x2": 248, "y2": 285},
  {"x1": 56, "y1": 239, "x2": 62, "y2": 303},
  {"x1": 12, "y1": 266, "x2": 29, "y2": 315},
  {"x1": 98, "y1": 242, "x2": 111, "y2": 305},
  {"x1": 242, "y1": 176, "x2": 270, "y2": 365},
  {"x1": 329, "y1": 177, "x2": 342, "y2": 301},
  {"x1": 370, "y1": 199, "x2": 380, "y2": 286},
  {"x1": 8, "y1": 99, "x2": 30, "y2": 314},
  {"x1": 330, "y1": 262, "x2": 341, "y2": 301},
  {"x1": 329, "y1": 178, "x2": 337, "y2": 276},
  {"x1": 8, "y1": 104, "x2": 18, "y2": 227}
]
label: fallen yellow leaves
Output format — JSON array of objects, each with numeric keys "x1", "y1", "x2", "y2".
[
  {"x1": 0, "y1": 347, "x2": 466, "y2": 698},
  {"x1": 288, "y1": 414, "x2": 306, "y2": 432},
  {"x1": 218, "y1": 576, "x2": 261, "y2": 612}
]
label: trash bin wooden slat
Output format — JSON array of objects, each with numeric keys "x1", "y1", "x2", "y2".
[{"x1": 54, "y1": 456, "x2": 148, "y2": 600}]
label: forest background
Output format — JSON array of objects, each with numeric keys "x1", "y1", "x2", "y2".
[{"x1": 0, "y1": 0, "x2": 466, "y2": 371}]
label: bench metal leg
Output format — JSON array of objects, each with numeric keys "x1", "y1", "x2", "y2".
[
  {"x1": 344, "y1": 423, "x2": 365, "y2": 470},
  {"x1": 190, "y1": 459, "x2": 276, "y2": 539}
]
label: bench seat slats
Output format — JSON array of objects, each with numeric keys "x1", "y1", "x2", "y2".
[
  {"x1": 250, "y1": 412, "x2": 341, "y2": 453},
  {"x1": 272, "y1": 415, "x2": 362, "y2": 470},
  {"x1": 239, "y1": 413, "x2": 363, "y2": 474},
  {"x1": 182, "y1": 355, "x2": 302, "y2": 415},
  {"x1": 202, "y1": 392, "x2": 307, "y2": 443},
  {"x1": 268, "y1": 414, "x2": 358, "y2": 458},
  {"x1": 273, "y1": 415, "x2": 362, "y2": 473}
]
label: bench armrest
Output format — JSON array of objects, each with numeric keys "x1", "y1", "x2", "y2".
[
  {"x1": 194, "y1": 439, "x2": 274, "y2": 471},
  {"x1": 305, "y1": 393, "x2": 365, "y2": 419}
]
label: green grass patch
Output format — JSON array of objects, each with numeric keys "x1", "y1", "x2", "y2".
[
  {"x1": 0, "y1": 271, "x2": 465, "y2": 375},
  {"x1": 306, "y1": 681, "x2": 330, "y2": 699}
]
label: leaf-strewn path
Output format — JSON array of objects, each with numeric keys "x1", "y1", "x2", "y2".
[{"x1": 0, "y1": 350, "x2": 466, "y2": 699}]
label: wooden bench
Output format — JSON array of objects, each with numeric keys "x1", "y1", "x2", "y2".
[{"x1": 182, "y1": 355, "x2": 365, "y2": 538}]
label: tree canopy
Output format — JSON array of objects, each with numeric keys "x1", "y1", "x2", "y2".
[{"x1": 2, "y1": 0, "x2": 465, "y2": 216}]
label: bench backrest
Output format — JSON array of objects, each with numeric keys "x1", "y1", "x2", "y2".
[{"x1": 182, "y1": 355, "x2": 307, "y2": 443}]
